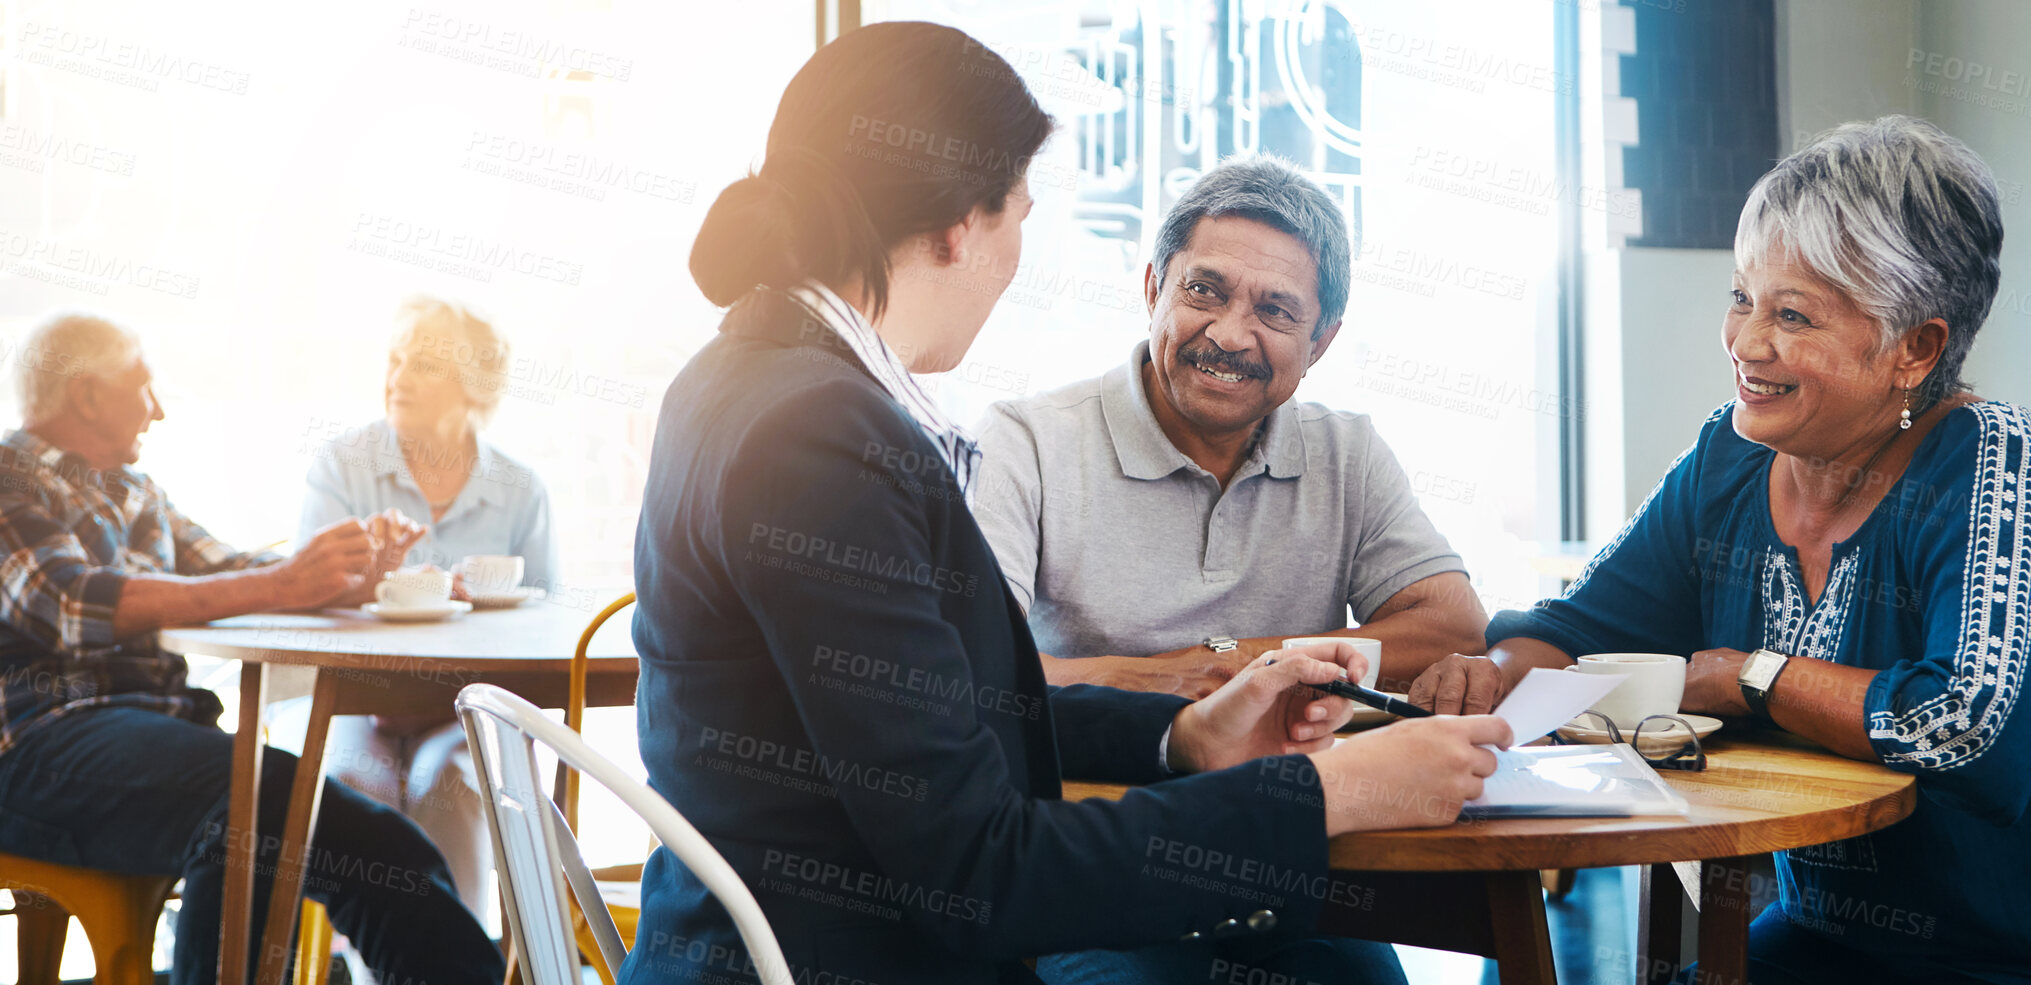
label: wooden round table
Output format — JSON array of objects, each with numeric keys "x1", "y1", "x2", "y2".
[
  {"x1": 161, "y1": 602, "x2": 640, "y2": 985},
  {"x1": 1065, "y1": 732, "x2": 1915, "y2": 985}
]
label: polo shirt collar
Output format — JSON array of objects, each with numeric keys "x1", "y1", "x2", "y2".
[{"x1": 1101, "y1": 341, "x2": 1306, "y2": 481}]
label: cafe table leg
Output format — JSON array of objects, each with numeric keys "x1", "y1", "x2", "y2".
[
  {"x1": 1484, "y1": 870, "x2": 1557, "y2": 985},
  {"x1": 1695, "y1": 855, "x2": 1758, "y2": 985},
  {"x1": 253, "y1": 669, "x2": 338, "y2": 985},
  {"x1": 1637, "y1": 862, "x2": 1686, "y2": 985},
  {"x1": 219, "y1": 662, "x2": 269, "y2": 985}
]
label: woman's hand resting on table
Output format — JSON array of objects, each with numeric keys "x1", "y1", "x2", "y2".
[{"x1": 1680, "y1": 648, "x2": 1753, "y2": 716}]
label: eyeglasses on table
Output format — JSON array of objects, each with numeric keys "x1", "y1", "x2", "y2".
[{"x1": 1550, "y1": 711, "x2": 1709, "y2": 771}]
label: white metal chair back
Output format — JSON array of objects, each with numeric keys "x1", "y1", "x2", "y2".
[{"x1": 457, "y1": 684, "x2": 794, "y2": 985}]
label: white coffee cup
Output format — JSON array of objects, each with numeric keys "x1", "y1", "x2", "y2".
[
  {"x1": 376, "y1": 568, "x2": 454, "y2": 609},
  {"x1": 1567, "y1": 653, "x2": 1686, "y2": 731},
  {"x1": 1282, "y1": 637, "x2": 1383, "y2": 690},
  {"x1": 456, "y1": 555, "x2": 525, "y2": 595}
]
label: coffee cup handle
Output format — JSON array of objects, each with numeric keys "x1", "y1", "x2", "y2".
[{"x1": 374, "y1": 581, "x2": 396, "y2": 605}]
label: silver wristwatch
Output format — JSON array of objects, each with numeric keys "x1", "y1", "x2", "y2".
[
  {"x1": 1738, "y1": 648, "x2": 1791, "y2": 725},
  {"x1": 1203, "y1": 635, "x2": 1240, "y2": 653}
]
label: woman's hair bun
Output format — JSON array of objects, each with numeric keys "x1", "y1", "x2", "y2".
[{"x1": 689, "y1": 172, "x2": 799, "y2": 307}]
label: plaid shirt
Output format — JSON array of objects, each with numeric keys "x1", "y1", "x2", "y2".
[{"x1": 0, "y1": 429, "x2": 279, "y2": 757}]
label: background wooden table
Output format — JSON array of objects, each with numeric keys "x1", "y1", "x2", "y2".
[
  {"x1": 160, "y1": 603, "x2": 639, "y2": 985},
  {"x1": 1065, "y1": 732, "x2": 1915, "y2": 985}
]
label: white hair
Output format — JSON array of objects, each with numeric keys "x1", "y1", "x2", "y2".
[
  {"x1": 1734, "y1": 115, "x2": 2003, "y2": 410},
  {"x1": 15, "y1": 312, "x2": 142, "y2": 423},
  {"x1": 389, "y1": 296, "x2": 509, "y2": 428}
]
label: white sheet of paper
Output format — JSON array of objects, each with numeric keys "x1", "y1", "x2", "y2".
[{"x1": 1489, "y1": 667, "x2": 1628, "y2": 746}]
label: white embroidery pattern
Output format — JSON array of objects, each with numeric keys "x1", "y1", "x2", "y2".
[
  {"x1": 1785, "y1": 834, "x2": 1879, "y2": 872},
  {"x1": 1866, "y1": 401, "x2": 2031, "y2": 770},
  {"x1": 1561, "y1": 405, "x2": 1731, "y2": 601},
  {"x1": 1760, "y1": 548, "x2": 1860, "y2": 662},
  {"x1": 1760, "y1": 547, "x2": 1805, "y2": 652}
]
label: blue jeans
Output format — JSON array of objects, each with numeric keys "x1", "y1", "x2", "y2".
[
  {"x1": 1037, "y1": 935, "x2": 1407, "y2": 985},
  {"x1": 1677, "y1": 908, "x2": 2022, "y2": 985},
  {"x1": 0, "y1": 706, "x2": 504, "y2": 985}
]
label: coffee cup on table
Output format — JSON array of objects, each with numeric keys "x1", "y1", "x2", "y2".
[
  {"x1": 376, "y1": 568, "x2": 454, "y2": 609},
  {"x1": 455, "y1": 555, "x2": 525, "y2": 595},
  {"x1": 1567, "y1": 652, "x2": 1687, "y2": 731},
  {"x1": 1282, "y1": 637, "x2": 1383, "y2": 690}
]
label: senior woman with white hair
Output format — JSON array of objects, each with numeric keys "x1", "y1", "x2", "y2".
[
  {"x1": 302, "y1": 296, "x2": 557, "y2": 583},
  {"x1": 1411, "y1": 116, "x2": 2030, "y2": 982},
  {"x1": 289, "y1": 295, "x2": 557, "y2": 918}
]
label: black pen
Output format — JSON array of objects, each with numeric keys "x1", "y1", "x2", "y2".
[{"x1": 1307, "y1": 678, "x2": 1434, "y2": 718}]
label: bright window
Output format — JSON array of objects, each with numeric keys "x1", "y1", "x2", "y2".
[
  {"x1": 0, "y1": 0, "x2": 817, "y2": 890},
  {"x1": 866, "y1": 0, "x2": 1563, "y2": 617},
  {"x1": 0, "y1": 0, "x2": 814, "y2": 593}
]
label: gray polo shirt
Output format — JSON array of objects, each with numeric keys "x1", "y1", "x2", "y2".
[{"x1": 973, "y1": 342, "x2": 1466, "y2": 659}]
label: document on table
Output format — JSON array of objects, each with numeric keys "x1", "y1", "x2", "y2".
[
  {"x1": 1462, "y1": 744, "x2": 1691, "y2": 817},
  {"x1": 1488, "y1": 667, "x2": 1628, "y2": 746}
]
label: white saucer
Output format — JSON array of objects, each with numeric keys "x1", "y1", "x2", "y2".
[
  {"x1": 365, "y1": 600, "x2": 473, "y2": 622},
  {"x1": 1555, "y1": 713, "x2": 1723, "y2": 744},
  {"x1": 467, "y1": 587, "x2": 542, "y2": 610},
  {"x1": 1342, "y1": 691, "x2": 1413, "y2": 729}
]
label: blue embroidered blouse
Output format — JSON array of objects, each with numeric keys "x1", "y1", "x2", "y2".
[{"x1": 1491, "y1": 402, "x2": 2031, "y2": 979}]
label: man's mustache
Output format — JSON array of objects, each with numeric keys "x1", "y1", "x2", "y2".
[{"x1": 1178, "y1": 341, "x2": 1270, "y2": 379}]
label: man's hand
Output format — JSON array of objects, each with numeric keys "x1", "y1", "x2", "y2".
[
  {"x1": 1682, "y1": 648, "x2": 1752, "y2": 716},
  {"x1": 1062, "y1": 649, "x2": 1254, "y2": 699},
  {"x1": 267, "y1": 519, "x2": 378, "y2": 609},
  {"x1": 1165, "y1": 650, "x2": 1360, "y2": 773},
  {"x1": 1406, "y1": 653, "x2": 1508, "y2": 714},
  {"x1": 1307, "y1": 715, "x2": 1512, "y2": 834}
]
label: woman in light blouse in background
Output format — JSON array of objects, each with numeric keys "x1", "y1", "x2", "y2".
[{"x1": 294, "y1": 295, "x2": 558, "y2": 917}]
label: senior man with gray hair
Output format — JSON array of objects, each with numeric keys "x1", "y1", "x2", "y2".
[
  {"x1": 975, "y1": 155, "x2": 1487, "y2": 701},
  {"x1": 977, "y1": 156, "x2": 1482, "y2": 985},
  {"x1": 0, "y1": 313, "x2": 506, "y2": 985}
]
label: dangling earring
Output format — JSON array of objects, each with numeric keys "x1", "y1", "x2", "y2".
[{"x1": 1899, "y1": 388, "x2": 1913, "y2": 430}]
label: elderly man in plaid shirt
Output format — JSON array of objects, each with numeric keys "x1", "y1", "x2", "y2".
[{"x1": 0, "y1": 313, "x2": 504, "y2": 985}]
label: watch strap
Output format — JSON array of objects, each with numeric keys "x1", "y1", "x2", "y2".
[{"x1": 1203, "y1": 635, "x2": 1239, "y2": 653}]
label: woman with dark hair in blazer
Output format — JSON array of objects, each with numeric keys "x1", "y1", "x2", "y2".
[{"x1": 623, "y1": 21, "x2": 1513, "y2": 985}]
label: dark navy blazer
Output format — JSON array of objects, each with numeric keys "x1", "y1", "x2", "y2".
[{"x1": 619, "y1": 290, "x2": 1331, "y2": 985}]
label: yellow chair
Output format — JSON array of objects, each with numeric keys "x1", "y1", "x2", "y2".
[
  {"x1": 3, "y1": 850, "x2": 334, "y2": 985},
  {"x1": 0, "y1": 853, "x2": 173, "y2": 985},
  {"x1": 297, "y1": 900, "x2": 335, "y2": 985},
  {"x1": 555, "y1": 592, "x2": 643, "y2": 985}
]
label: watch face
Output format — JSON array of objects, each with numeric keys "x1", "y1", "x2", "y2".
[{"x1": 1742, "y1": 651, "x2": 1783, "y2": 690}]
